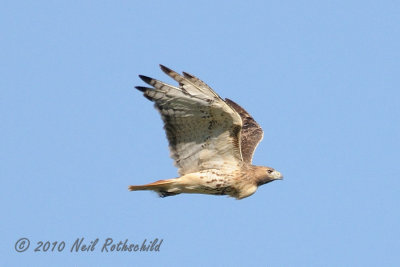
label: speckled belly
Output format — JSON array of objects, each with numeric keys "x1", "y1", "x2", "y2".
[{"x1": 181, "y1": 169, "x2": 238, "y2": 196}]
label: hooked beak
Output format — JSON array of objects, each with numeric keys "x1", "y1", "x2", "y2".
[{"x1": 272, "y1": 170, "x2": 283, "y2": 180}]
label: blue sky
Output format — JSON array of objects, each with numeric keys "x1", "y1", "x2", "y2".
[{"x1": 2, "y1": 0, "x2": 399, "y2": 266}]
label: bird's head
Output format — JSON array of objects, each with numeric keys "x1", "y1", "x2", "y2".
[{"x1": 256, "y1": 166, "x2": 283, "y2": 186}]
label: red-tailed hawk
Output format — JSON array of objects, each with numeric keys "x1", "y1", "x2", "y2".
[{"x1": 129, "y1": 65, "x2": 283, "y2": 199}]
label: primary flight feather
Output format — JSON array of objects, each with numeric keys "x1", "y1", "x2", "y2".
[{"x1": 129, "y1": 65, "x2": 282, "y2": 199}]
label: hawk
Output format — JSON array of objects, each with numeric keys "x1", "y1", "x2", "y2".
[{"x1": 129, "y1": 65, "x2": 283, "y2": 199}]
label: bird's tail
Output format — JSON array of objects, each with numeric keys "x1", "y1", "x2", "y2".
[{"x1": 128, "y1": 178, "x2": 181, "y2": 197}]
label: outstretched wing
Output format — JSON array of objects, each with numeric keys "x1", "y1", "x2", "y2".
[
  {"x1": 136, "y1": 65, "x2": 243, "y2": 175},
  {"x1": 225, "y1": 98, "x2": 264, "y2": 164}
]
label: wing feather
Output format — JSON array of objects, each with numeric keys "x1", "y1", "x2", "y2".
[
  {"x1": 137, "y1": 66, "x2": 243, "y2": 175},
  {"x1": 182, "y1": 71, "x2": 215, "y2": 95},
  {"x1": 225, "y1": 98, "x2": 264, "y2": 164},
  {"x1": 160, "y1": 65, "x2": 219, "y2": 98}
]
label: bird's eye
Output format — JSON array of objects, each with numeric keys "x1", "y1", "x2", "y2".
[{"x1": 267, "y1": 169, "x2": 274, "y2": 174}]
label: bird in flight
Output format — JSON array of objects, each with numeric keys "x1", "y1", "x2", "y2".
[{"x1": 129, "y1": 65, "x2": 282, "y2": 199}]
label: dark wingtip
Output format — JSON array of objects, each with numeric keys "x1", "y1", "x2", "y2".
[
  {"x1": 182, "y1": 71, "x2": 194, "y2": 79},
  {"x1": 139, "y1": 75, "x2": 153, "y2": 85},
  {"x1": 135, "y1": 86, "x2": 148, "y2": 92},
  {"x1": 159, "y1": 64, "x2": 173, "y2": 74},
  {"x1": 134, "y1": 86, "x2": 153, "y2": 101}
]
